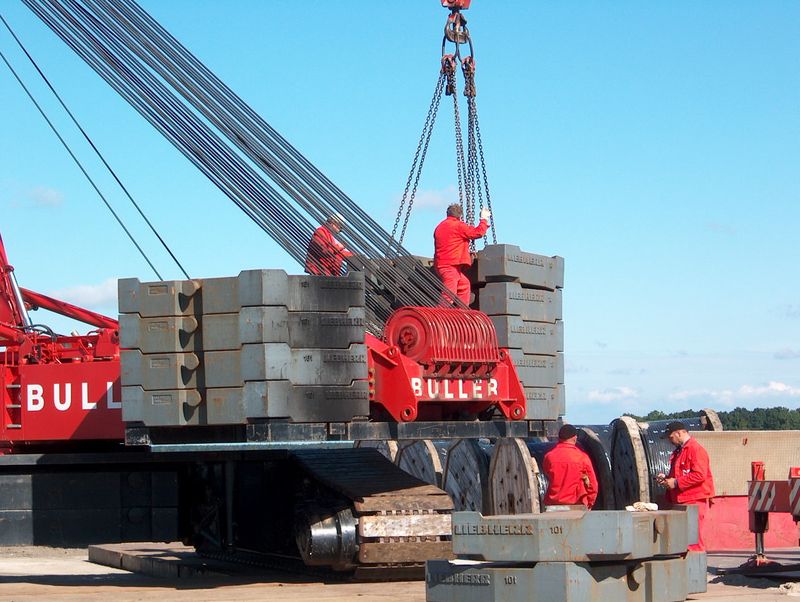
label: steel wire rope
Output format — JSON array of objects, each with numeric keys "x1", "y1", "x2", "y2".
[
  {"x1": 28, "y1": 1, "x2": 410, "y2": 328},
  {"x1": 24, "y1": 0, "x2": 316, "y2": 277},
  {"x1": 0, "y1": 34, "x2": 163, "y2": 280},
  {"x1": 31, "y1": 0, "x2": 318, "y2": 251},
  {"x1": 108, "y1": 3, "x2": 450, "y2": 298},
  {"x1": 29, "y1": 0, "x2": 460, "y2": 320},
  {"x1": 0, "y1": 11, "x2": 190, "y2": 279},
  {"x1": 105, "y1": 0, "x2": 451, "y2": 309},
  {"x1": 118, "y1": 0, "x2": 412, "y2": 257},
  {"x1": 96, "y1": 0, "x2": 438, "y2": 310},
  {"x1": 100, "y1": 0, "x2": 454, "y2": 313}
]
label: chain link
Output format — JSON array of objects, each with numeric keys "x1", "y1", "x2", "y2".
[
  {"x1": 447, "y1": 62, "x2": 467, "y2": 219},
  {"x1": 392, "y1": 10, "x2": 496, "y2": 254},
  {"x1": 473, "y1": 105, "x2": 496, "y2": 244},
  {"x1": 391, "y1": 72, "x2": 446, "y2": 250}
]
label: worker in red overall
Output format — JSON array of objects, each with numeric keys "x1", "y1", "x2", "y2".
[
  {"x1": 304, "y1": 215, "x2": 353, "y2": 276},
  {"x1": 657, "y1": 421, "x2": 715, "y2": 552},
  {"x1": 433, "y1": 204, "x2": 490, "y2": 305},
  {"x1": 542, "y1": 424, "x2": 598, "y2": 509}
]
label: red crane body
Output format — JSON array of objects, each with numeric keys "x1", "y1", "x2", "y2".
[
  {"x1": 0, "y1": 231, "x2": 525, "y2": 452},
  {"x1": 0, "y1": 234, "x2": 122, "y2": 453}
]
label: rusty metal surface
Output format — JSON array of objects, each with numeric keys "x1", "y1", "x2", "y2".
[{"x1": 693, "y1": 431, "x2": 800, "y2": 496}]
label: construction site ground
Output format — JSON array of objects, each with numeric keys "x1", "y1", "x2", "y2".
[{"x1": 0, "y1": 545, "x2": 799, "y2": 601}]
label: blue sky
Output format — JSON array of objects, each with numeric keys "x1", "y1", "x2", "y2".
[{"x1": 1, "y1": 1, "x2": 798, "y2": 423}]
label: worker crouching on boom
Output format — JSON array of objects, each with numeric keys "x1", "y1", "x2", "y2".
[
  {"x1": 433, "y1": 203, "x2": 490, "y2": 305},
  {"x1": 305, "y1": 214, "x2": 353, "y2": 276}
]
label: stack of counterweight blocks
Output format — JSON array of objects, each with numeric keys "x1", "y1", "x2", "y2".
[
  {"x1": 119, "y1": 270, "x2": 369, "y2": 427},
  {"x1": 471, "y1": 244, "x2": 565, "y2": 420}
]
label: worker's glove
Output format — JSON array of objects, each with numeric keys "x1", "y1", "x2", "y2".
[{"x1": 479, "y1": 208, "x2": 491, "y2": 221}]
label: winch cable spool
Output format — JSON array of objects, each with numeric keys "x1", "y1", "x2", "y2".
[
  {"x1": 391, "y1": 1, "x2": 496, "y2": 252},
  {"x1": 607, "y1": 409, "x2": 722, "y2": 509},
  {"x1": 636, "y1": 410, "x2": 723, "y2": 509},
  {"x1": 441, "y1": 437, "x2": 492, "y2": 513},
  {"x1": 22, "y1": 0, "x2": 472, "y2": 332}
]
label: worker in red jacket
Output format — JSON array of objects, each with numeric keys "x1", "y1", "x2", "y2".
[
  {"x1": 657, "y1": 421, "x2": 715, "y2": 552},
  {"x1": 542, "y1": 424, "x2": 598, "y2": 509},
  {"x1": 433, "y1": 204, "x2": 490, "y2": 305},
  {"x1": 304, "y1": 215, "x2": 353, "y2": 276}
]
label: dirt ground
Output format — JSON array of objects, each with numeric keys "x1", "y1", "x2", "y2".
[{"x1": 0, "y1": 546, "x2": 798, "y2": 601}]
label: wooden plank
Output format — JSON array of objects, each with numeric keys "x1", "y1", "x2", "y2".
[
  {"x1": 358, "y1": 513, "x2": 451, "y2": 538},
  {"x1": 487, "y1": 437, "x2": 539, "y2": 515},
  {"x1": 358, "y1": 541, "x2": 454, "y2": 564},
  {"x1": 367, "y1": 484, "x2": 445, "y2": 497},
  {"x1": 354, "y1": 494, "x2": 453, "y2": 513}
]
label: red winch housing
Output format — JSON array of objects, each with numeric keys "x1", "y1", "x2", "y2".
[{"x1": 367, "y1": 307, "x2": 526, "y2": 422}]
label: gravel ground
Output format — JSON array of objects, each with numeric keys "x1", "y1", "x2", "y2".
[{"x1": 0, "y1": 546, "x2": 798, "y2": 601}]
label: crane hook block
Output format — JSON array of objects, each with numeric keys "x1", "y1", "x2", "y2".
[{"x1": 442, "y1": 0, "x2": 471, "y2": 9}]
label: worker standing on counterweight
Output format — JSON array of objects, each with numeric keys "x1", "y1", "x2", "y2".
[{"x1": 433, "y1": 204, "x2": 490, "y2": 305}]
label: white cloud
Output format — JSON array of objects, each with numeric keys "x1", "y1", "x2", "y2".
[
  {"x1": 393, "y1": 185, "x2": 458, "y2": 212},
  {"x1": 775, "y1": 348, "x2": 800, "y2": 360},
  {"x1": 669, "y1": 381, "x2": 800, "y2": 407},
  {"x1": 705, "y1": 222, "x2": 735, "y2": 235},
  {"x1": 51, "y1": 278, "x2": 118, "y2": 309},
  {"x1": 26, "y1": 186, "x2": 64, "y2": 207},
  {"x1": 784, "y1": 305, "x2": 800, "y2": 319},
  {"x1": 608, "y1": 368, "x2": 647, "y2": 376},
  {"x1": 587, "y1": 386, "x2": 639, "y2": 403}
]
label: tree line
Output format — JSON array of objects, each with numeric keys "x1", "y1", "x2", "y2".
[{"x1": 627, "y1": 407, "x2": 800, "y2": 430}]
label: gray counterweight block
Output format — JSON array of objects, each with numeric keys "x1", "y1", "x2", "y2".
[
  {"x1": 524, "y1": 385, "x2": 565, "y2": 419},
  {"x1": 122, "y1": 386, "x2": 202, "y2": 426},
  {"x1": 203, "y1": 344, "x2": 368, "y2": 388},
  {"x1": 491, "y1": 316, "x2": 564, "y2": 355},
  {"x1": 119, "y1": 315, "x2": 200, "y2": 353},
  {"x1": 201, "y1": 270, "x2": 366, "y2": 314},
  {"x1": 118, "y1": 278, "x2": 200, "y2": 317},
  {"x1": 450, "y1": 510, "x2": 693, "y2": 562},
  {"x1": 204, "y1": 380, "x2": 370, "y2": 424},
  {"x1": 477, "y1": 283, "x2": 563, "y2": 323},
  {"x1": 202, "y1": 307, "x2": 367, "y2": 351},
  {"x1": 426, "y1": 554, "x2": 702, "y2": 602},
  {"x1": 476, "y1": 245, "x2": 564, "y2": 290},
  {"x1": 509, "y1": 350, "x2": 564, "y2": 388},
  {"x1": 120, "y1": 350, "x2": 201, "y2": 390}
]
